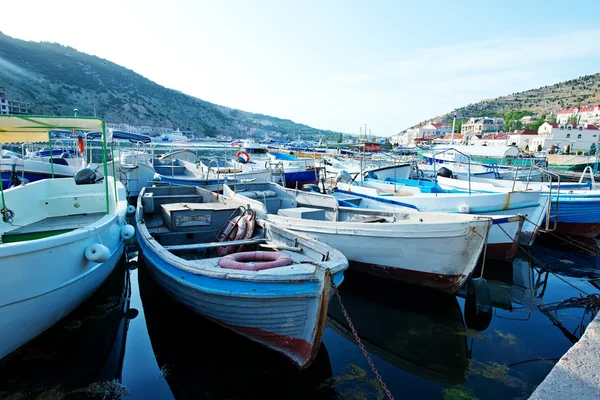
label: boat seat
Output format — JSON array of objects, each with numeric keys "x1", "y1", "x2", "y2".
[
  {"x1": 277, "y1": 207, "x2": 326, "y2": 221},
  {"x1": 2, "y1": 212, "x2": 106, "y2": 243}
]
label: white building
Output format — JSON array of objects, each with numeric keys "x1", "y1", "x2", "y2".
[
  {"x1": 461, "y1": 117, "x2": 505, "y2": 135},
  {"x1": 507, "y1": 130, "x2": 541, "y2": 150},
  {"x1": 556, "y1": 105, "x2": 600, "y2": 124},
  {"x1": 0, "y1": 87, "x2": 8, "y2": 115},
  {"x1": 538, "y1": 122, "x2": 600, "y2": 152},
  {"x1": 421, "y1": 122, "x2": 452, "y2": 137}
]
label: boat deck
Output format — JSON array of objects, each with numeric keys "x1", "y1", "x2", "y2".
[{"x1": 3, "y1": 212, "x2": 106, "y2": 242}]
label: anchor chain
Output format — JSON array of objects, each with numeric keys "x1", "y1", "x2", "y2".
[{"x1": 330, "y1": 276, "x2": 395, "y2": 400}]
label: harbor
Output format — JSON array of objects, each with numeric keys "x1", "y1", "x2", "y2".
[{"x1": 0, "y1": 242, "x2": 598, "y2": 399}]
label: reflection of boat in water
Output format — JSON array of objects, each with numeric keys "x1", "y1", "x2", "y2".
[
  {"x1": 0, "y1": 265, "x2": 133, "y2": 397},
  {"x1": 326, "y1": 271, "x2": 469, "y2": 385},
  {"x1": 138, "y1": 266, "x2": 336, "y2": 399}
]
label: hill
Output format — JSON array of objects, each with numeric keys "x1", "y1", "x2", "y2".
[
  {"x1": 409, "y1": 73, "x2": 600, "y2": 132},
  {"x1": 0, "y1": 32, "x2": 345, "y2": 139}
]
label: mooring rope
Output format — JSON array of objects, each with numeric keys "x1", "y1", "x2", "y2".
[
  {"x1": 522, "y1": 215, "x2": 600, "y2": 256},
  {"x1": 330, "y1": 276, "x2": 394, "y2": 400}
]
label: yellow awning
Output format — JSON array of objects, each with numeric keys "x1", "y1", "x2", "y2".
[{"x1": 0, "y1": 115, "x2": 104, "y2": 143}]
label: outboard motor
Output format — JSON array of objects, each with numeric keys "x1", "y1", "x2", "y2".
[
  {"x1": 301, "y1": 184, "x2": 321, "y2": 193},
  {"x1": 74, "y1": 168, "x2": 97, "y2": 185},
  {"x1": 335, "y1": 170, "x2": 352, "y2": 184},
  {"x1": 437, "y1": 167, "x2": 453, "y2": 178}
]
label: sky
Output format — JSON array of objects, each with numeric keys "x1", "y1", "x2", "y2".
[{"x1": 2, "y1": 0, "x2": 600, "y2": 136}]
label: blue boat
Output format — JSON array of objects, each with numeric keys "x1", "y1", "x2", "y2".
[
  {"x1": 135, "y1": 185, "x2": 348, "y2": 368},
  {"x1": 267, "y1": 152, "x2": 318, "y2": 189}
]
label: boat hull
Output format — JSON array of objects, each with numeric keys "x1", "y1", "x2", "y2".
[
  {"x1": 265, "y1": 217, "x2": 489, "y2": 294},
  {"x1": 283, "y1": 170, "x2": 318, "y2": 189},
  {"x1": 137, "y1": 230, "x2": 344, "y2": 368},
  {"x1": 0, "y1": 239, "x2": 123, "y2": 360}
]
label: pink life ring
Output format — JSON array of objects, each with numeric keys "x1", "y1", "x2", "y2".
[{"x1": 218, "y1": 251, "x2": 293, "y2": 271}]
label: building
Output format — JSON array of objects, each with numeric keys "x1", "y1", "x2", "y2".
[
  {"x1": 461, "y1": 117, "x2": 505, "y2": 135},
  {"x1": 420, "y1": 122, "x2": 452, "y2": 137},
  {"x1": 0, "y1": 86, "x2": 30, "y2": 115},
  {"x1": 507, "y1": 130, "x2": 541, "y2": 150},
  {"x1": 538, "y1": 122, "x2": 600, "y2": 152},
  {"x1": 556, "y1": 105, "x2": 600, "y2": 124},
  {"x1": 0, "y1": 87, "x2": 7, "y2": 115},
  {"x1": 471, "y1": 132, "x2": 509, "y2": 147}
]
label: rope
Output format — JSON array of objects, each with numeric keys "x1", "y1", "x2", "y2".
[
  {"x1": 523, "y1": 215, "x2": 600, "y2": 256},
  {"x1": 330, "y1": 276, "x2": 395, "y2": 400},
  {"x1": 494, "y1": 222, "x2": 591, "y2": 295}
]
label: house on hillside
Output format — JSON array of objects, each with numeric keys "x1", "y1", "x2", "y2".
[
  {"x1": 508, "y1": 130, "x2": 541, "y2": 150},
  {"x1": 471, "y1": 132, "x2": 509, "y2": 147},
  {"x1": 538, "y1": 122, "x2": 599, "y2": 152},
  {"x1": 0, "y1": 86, "x2": 30, "y2": 115},
  {"x1": 421, "y1": 122, "x2": 452, "y2": 137},
  {"x1": 461, "y1": 117, "x2": 504, "y2": 135},
  {"x1": 556, "y1": 105, "x2": 600, "y2": 124}
]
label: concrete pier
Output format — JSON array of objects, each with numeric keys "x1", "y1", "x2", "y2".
[{"x1": 529, "y1": 312, "x2": 600, "y2": 399}]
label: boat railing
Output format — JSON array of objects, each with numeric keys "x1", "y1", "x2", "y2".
[
  {"x1": 511, "y1": 164, "x2": 559, "y2": 233},
  {"x1": 432, "y1": 148, "x2": 472, "y2": 195},
  {"x1": 578, "y1": 166, "x2": 597, "y2": 190}
]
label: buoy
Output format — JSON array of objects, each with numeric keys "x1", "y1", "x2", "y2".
[
  {"x1": 126, "y1": 205, "x2": 136, "y2": 215},
  {"x1": 464, "y1": 277, "x2": 493, "y2": 331},
  {"x1": 236, "y1": 150, "x2": 251, "y2": 163},
  {"x1": 121, "y1": 224, "x2": 135, "y2": 240},
  {"x1": 458, "y1": 202, "x2": 470, "y2": 213},
  {"x1": 85, "y1": 243, "x2": 111, "y2": 263},
  {"x1": 219, "y1": 251, "x2": 294, "y2": 271}
]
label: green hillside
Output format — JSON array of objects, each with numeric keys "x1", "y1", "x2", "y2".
[
  {"x1": 0, "y1": 32, "x2": 345, "y2": 139},
  {"x1": 409, "y1": 73, "x2": 600, "y2": 131}
]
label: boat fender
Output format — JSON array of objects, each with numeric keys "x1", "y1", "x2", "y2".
[
  {"x1": 85, "y1": 243, "x2": 111, "y2": 263},
  {"x1": 458, "y1": 202, "x2": 470, "y2": 213},
  {"x1": 236, "y1": 151, "x2": 251, "y2": 164},
  {"x1": 219, "y1": 251, "x2": 294, "y2": 271},
  {"x1": 126, "y1": 205, "x2": 136, "y2": 215},
  {"x1": 121, "y1": 224, "x2": 135, "y2": 240},
  {"x1": 216, "y1": 216, "x2": 241, "y2": 256},
  {"x1": 464, "y1": 277, "x2": 493, "y2": 331},
  {"x1": 223, "y1": 216, "x2": 248, "y2": 255}
]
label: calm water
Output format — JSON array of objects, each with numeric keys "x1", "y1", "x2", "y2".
[{"x1": 1, "y1": 238, "x2": 599, "y2": 400}]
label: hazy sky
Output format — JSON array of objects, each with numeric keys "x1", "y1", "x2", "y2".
[{"x1": 2, "y1": 0, "x2": 600, "y2": 136}]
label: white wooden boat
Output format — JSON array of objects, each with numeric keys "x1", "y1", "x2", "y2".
[
  {"x1": 153, "y1": 149, "x2": 273, "y2": 187},
  {"x1": 333, "y1": 181, "x2": 528, "y2": 262},
  {"x1": 223, "y1": 182, "x2": 493, "y2": 294},
  {"x1": 436, "y1": 175, "x2": 600, "y2": 238},
  {"x1": 135, "y1": 185, "x2": 348, "y2": 368},
  {"x1": 0, "y1": 116, "x2": 131, "y2": 361}
]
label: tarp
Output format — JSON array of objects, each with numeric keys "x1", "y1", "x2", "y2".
[
  {"x1": 0, "y1": 115, "x2": 104, "y2": 143},
  {"x1": 86, "y1": 130, "x2": 151, "y2": 143}
]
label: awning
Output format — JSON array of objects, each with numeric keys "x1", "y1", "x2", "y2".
[{"x1": 0, "y1": 115, "x2": 104, "y2": 143}]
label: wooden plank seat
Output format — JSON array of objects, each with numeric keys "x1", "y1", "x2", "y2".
[
  {"x1": 163, "y1": 238, "x2": 268, "y2": 252},
  {"x1": 152, "y1": 194, "x2": 205, "y2": 201}
]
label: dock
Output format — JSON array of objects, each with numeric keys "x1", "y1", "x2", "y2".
[{"x1": 529, "y1": 312, "x2": 600, "y2": 399}]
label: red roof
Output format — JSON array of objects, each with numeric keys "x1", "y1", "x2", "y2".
[
  {"x1": 431, "y1": 123, "x2": 450, "y2": 128},
  {"x1": 511, "y1": 130, "x2": 538, "y2": 135},
  {"x1": 549, "y1": 123, "x2": 599, "y2": 130},
  {"x1": 481, "y1": 133, "x2": 508, "y2": 139}
]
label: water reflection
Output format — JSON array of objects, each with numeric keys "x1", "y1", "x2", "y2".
[
  {"x1": 327, "y1": 271, "x2": 469, "y2": 385},
  {"x1": 0, "y1": 265, "x2": 133, "y2": 399},
  {"x1": 137, "y1": 265, "x2": 336, "y2": 399}
]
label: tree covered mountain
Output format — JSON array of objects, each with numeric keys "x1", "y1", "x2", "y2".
[
  {"x1": 408, "y1": 73, "x2": 600, "y2": 132},
  {"x1": 0, "y1": 32, "x2": 345, "y2": 139}
]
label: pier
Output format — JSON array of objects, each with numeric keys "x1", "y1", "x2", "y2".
[{"x1": 530, "y1": 311, "x2": 600, "y2": 399}]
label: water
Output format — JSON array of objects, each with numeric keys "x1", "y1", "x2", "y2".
[{"x1": 1, "y1": 238, "x2": 599, "y2": 400}]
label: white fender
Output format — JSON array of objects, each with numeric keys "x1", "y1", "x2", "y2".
[
  {"x1": 126, "y1": 205, "x2": 136, "y2": 215},
  {"x1": 121, "y1": 224, "x2": 135, "y2": 240},
  {"x1": 85, "y1": 243, "x2": 110, "y2": 263},
  {"x1": 458, "y1": 202, "x2": 470, "y2": 214}
]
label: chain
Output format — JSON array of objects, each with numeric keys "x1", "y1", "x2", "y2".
[{"x1": 330, "y1": 276, "x2": 395, "y2": 400}]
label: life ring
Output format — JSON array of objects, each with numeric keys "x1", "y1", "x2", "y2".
[
  {"x1": 236, "y1": 151, "x2": 251, "y2": 164},
  {"x1": 218, "y1": 251, "x2": 293, "y2": 271},
  {"x1": 77, "y1": 136, "x2": 85, "y2": 153},
  {"x1": 216, "y1": 216, "x2": 241, "y2": 256}
]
